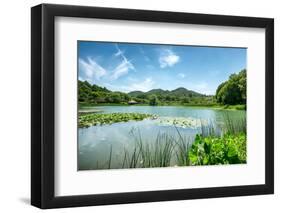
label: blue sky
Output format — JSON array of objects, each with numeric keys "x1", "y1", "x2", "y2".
[{"x1": 78, "y1": 41, "x2": 246, "y2": 95}]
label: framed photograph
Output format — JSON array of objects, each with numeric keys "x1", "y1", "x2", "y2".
[{"x1": 31, "y1": 4, "x2": 274, "y2": 209}]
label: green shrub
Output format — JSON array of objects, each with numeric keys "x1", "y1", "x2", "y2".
[{"x1": 189, "y1": 133, "x2": 246, "y2": 165}]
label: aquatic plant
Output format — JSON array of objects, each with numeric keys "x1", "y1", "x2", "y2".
[
  {"x1": 187, "y1": 114, "x2": 246, "y2": 166},
  {"x1": 93, "y1": 127, "x2": 246, "y2": 170},
  {"x1": 121, "y1": 129, "x2": 176, "y2": 168},
  {"x1": 188, "y1": 133, "x2": 246, "y2": 165},
  {"x1": 156, "y1": 116, "x2": 206, "y2": 129},
  {"x1": 83, "y1": 112, "x2": 247, "y2": 169},
  {"x1": 79, "y1": 112, "x2": 153, "y2": 128},
  {"x1": 200, "y1": 119, "x2": 219, "y2": 137},
  {"x1": 174, "y1": 126, "x2": 192, "y2": 166},
  {"x1": 222, "y1": 112, "x2": 246, "y2": 134}
]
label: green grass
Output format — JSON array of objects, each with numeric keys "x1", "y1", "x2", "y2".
[
  {"x1": 127, "y1": 130, "x2": 176, "y2": 168},
  {"x1": 192, "y1": 104, "x2": 246, "y2": 110},
  {"x1": 221, "y1": 104, "x2": 246, "y2": 110},
  {"x1": 118, "y1": 129, "x2": 194, "y2": 169},
  {"x1": 79, "y1": 112, "x2": 153, "y2": 128},
  {"x1": 222, "y1": 112, "x2": 246, "y2": 134},
  {"x1": 174, "y1": 126, "x2": 192, "y2": 166}
]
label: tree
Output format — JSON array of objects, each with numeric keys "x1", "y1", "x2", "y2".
[
  {"x1": 78, "y1": 81, "x2": 92, "y2": 102},
  {"x1": 237, "y1": 69, "x2": 246, "y2": 103},
  {"x1": 215, "y1": 81, "x2": 227, "y2": 103},
  {"x1": 181, "y1": 97, "x2": 190, "y2": 104},
  {"x1": 111, "y1": 93, "x2": 122, "y2": 103},
  {"x1": 90, "y1": 91, "x2": 101, "y2": 103},
  {"x1": 149, "y1": 95, "x2": 159, "y2": 106},
  {"x1": 78, "y1": 80, "x2": 132, "y2": 104},
  {"x1": 217, "y1": 82, "x2": 242, "y2": 105},
  {"x1": 215, "y1": 69, "x2": 246, "y2": 105}
]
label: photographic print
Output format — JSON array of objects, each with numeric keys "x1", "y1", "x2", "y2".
[
  {"x1": 78, "y1": 41, "x2": 247, "y2": 171},
  {"x1": 31, "y1": 5, "x2": 274, "y2": 208}
]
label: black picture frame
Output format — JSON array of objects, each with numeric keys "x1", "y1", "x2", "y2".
[{"x1": 31, "y1": 3, "x2": 274, "y2": 209}]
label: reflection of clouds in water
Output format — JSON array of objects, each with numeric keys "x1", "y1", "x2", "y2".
[{"x1": 78, "y1": 119, "x2": 200, "y2": 170}]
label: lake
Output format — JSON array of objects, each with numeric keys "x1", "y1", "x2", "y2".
[{"x1": 78, "y1": 106, "x2": 246, "y2": 170}]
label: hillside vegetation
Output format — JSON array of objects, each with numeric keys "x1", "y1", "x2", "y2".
[
  {"x1": 79, "y1": 69, "x2": 246, "y2": 108},
  {"x1": 79, "y1": 82, "x2": 214, "y2": 106}
]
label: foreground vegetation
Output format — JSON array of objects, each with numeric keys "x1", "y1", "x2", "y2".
[
  {"x1": 89, "y1": 113, "x2": 246, "y2": 169},
  {"x1": 79, "y1": 112, "x2": 152, "y2": 128},
  {"x1": 189, "y1": 133, "x2": 246, "y2": 165}
]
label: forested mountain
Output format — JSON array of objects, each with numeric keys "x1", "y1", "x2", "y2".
[
  {"x1": 129, "y1": 87, "x2": 203, "y2": 98},
  {"x1": 128, "y1": 87, "x2": 202, "y2": 97},
  {"x1": 78, "y1": 80, "x2": 212, "y2": 105},
  {"x1": 79, "y1": 68, "x2": 246, "y2": 107}
]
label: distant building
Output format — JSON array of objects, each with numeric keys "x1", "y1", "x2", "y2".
[{"x1": 128, "y1": 100, "x2": 138, "y2": 105}]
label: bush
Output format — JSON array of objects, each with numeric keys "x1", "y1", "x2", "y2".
[{"x1": 188, "y1": 133, "x2": 246, "y2": 165}]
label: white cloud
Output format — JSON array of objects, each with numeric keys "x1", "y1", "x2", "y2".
[
  {"x1": 111, "y1": 44, "x2": 135, "y2": 80},
  {"x1": 128, "y1": 78, "x2": 155, "y2": 92},
  {"x1": 111, "y1": 58, "x2": 135, "y2": 80},
  {"x1": 114, "y1": 45, "x2": 124, "y2": 57},
  {"x1": 177, "y1": 73, "x2": 185, "y2": 78},
  {"x1": 79, "y1": 57, "x2": 107, "y2": 80},
  {"x1": 159, "y1": 49, "x2": 180, "y2": 68}
]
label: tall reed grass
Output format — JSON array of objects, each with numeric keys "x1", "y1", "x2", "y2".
[
  {"x1": 121, "y1": 129, "x2": 176, "y2": 168},
  {"x1": 96, "y1": 112, "x2": 246, "y2": 169},
  {"x1": 222, "y1": 112, "x2": 246, "y2": 134}
]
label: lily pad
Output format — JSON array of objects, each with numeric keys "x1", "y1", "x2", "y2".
[{"x1": 154, "y1": 116, "x2": 207, "y2": 129}]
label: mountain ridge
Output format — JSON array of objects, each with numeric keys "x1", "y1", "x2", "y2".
[{"x1": 128, "y1": 87, "x2": 205, "y2": 97}]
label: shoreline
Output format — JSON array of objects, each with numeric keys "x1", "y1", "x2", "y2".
[{"x1": 79, "y1": 103, "x2": 246, "y2": 111}]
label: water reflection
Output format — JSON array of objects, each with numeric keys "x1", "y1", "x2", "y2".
[{"x1": 78, "y1": 106, "x2": 245, "y2": 170}]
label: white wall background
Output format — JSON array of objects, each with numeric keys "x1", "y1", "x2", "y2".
[{"x1": 0, "y1": 0, "x2": 279, "y2": 212}]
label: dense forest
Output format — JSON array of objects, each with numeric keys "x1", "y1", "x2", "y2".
[
  {"x1": 79, "y1": 69, "x2": 246, "y2": 108},
  {"x1": 215, "y1": 69, "x2": 246, "y2": 105},
  {"x1": 79, "y1": 80, "x2": 130, "y2": 104}
]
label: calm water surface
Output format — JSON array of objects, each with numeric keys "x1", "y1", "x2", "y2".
[{"x1": 78, "y1": 106, "x2": 245, "y2": 170}]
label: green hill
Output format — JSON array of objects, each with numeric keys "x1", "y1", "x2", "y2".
[
  {"x1": 129, "y1": 87, "x2": 204, "y2": 98},
  {"x1": 79, "y1": 80, "x2": 212, "y2": 106},
  {"x1": 127, "y1": 91, "x2": 144, "y2": 97}
]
